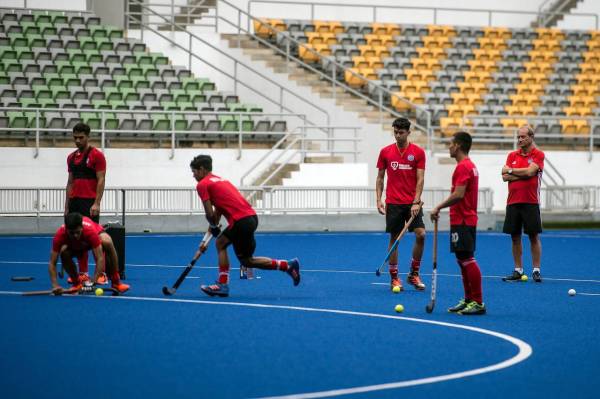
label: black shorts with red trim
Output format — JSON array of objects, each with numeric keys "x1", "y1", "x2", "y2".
[
  {"x1": 68, "y1": 197, "x2": 99, "y2": 223},
  {"x1": 450, "y1": 224, "x2": 477, "y2": 253},
  {"x1": 385, "y1": 203, "x2": 425, "y2": 237},
  {"x1": 503, "y1": 203, "x2": 542, "y2": 235},
  {"x1": 223, "y1": 215, "x2": 258, "y2": 260}
]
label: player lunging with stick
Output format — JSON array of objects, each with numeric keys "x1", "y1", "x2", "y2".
[
  {"x1": 430, "y1": 132, "x2": 485, "y2": 315},
  {"x1": 191, "y1": 155, "x2": 300, "y2": 297}
]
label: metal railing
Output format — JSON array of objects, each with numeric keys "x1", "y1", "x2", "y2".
[
  {"x1": 0, "y1": 186, "x2": 495, "y2": 216},
  {"x1": 128, "y1": 0, "x2": 217, "y2": 31},
  {"x1": 456, "y1": 115, "x2": 600, "y2": 161},
  {"x1": 541, "y1": 185, "x2": 600, "y2": 211},
  {"x1": 126, "y1": 0, "x2": 331, "y2": 135},
  {"x1": 248, "y1": 0, "x2": 599, "y2": 29},
  {"x1": 213, "y1": 0, "x2": 433, "y2": 142},
  {"x1": 0, "y1": 106, "x2": 304, "y2": 160}
]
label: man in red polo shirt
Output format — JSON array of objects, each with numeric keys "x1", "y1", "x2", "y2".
[
  {"x1": 49, "y1": 212, "x2": 129, "y2": 294},
  {"x1": 431, "y1": 131, "x2": 485, "y2": 315},
  {"x1": 376, "y1": 117, "x2": 427, "y2": 292},
  {"x1": 64, "y1": 122, "x2": 107, "y2": 283},
  {"x1": 501, "y1": 125, "x2": 544, "y2": 283},
  {"x1": 191, "y1": 155, "x2": 300, "y2": 297}
]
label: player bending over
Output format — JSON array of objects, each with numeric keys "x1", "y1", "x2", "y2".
[
  {"x1": 191, "y1": 155, "x2": 300, "y2": 297},
  {"x1": 49, "y1": 212, "x2": 129, "y2": 294}
]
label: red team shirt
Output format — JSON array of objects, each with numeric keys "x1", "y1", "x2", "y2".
[
  {"x1": 52, "y1": 216, "x2": 104, "y2": 254},
  {"x1": 67, "y1": 147, "x2": 106, "y2": 199},
  {"x1": 196, "y1": 173, "x2": 256, "y2": 226},
  {"x1": 376, "y1": 143, "x2": 426, "y2": 204},
  {"x1": 505, "y1": 147, "x2": 544, "y2": 205},
  {"x1": 450, "y1": 158, "x2": 479, "y2": 227}
]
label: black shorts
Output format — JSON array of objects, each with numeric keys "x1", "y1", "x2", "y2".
[
  {"x1": 385, "y1": 203, "x2": 425, "y2": 236},
  {"x1": 503, "y1": 203, "x2": 542, "y2": 235},
  {"x1": 223, "y1": 215, "x2": 258, "y2": 261},
  {"x1": 450, "y1": 224, "x2": 476, "y2": 253},
  {"x1": 68, "y1": 197, "x2": 99, "y2": 223}
]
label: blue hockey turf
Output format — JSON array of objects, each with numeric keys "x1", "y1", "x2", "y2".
[{"x1": 1, "y1": 230, "x2": 599, "y2": 398}]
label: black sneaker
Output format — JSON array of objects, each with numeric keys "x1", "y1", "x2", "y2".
[
  {"x1": 448, "y1": 299, "x2": 468, "y2": 313},
  {"x1": 286, "y1": 258, "x2": 301, "y2": 286},
  {"x1": 532, "y1": 270, "x2": 542, "y2": 283},
  {"x1": 502, "y1": 270, "x2": 523, "y2": 282}
]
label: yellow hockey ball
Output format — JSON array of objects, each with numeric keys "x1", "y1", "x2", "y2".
[
  {"x1": 392, "y1": 286, "x2": 401, "y2": 294},
  {"x1": 95, "y1": 288, "x2": 104, "y2": 296},
  {"x1": 521, "y1": 275, "x2": 528, "y2": 282},
  {"x1": 394, "y1": 304, "x2": 404, "y2": 313}
]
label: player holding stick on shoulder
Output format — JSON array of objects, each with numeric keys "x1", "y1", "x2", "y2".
[
  {"x1": 48, "y1": 212, "x2": 129, "y2": 295},
  {"x1": 430, "y1": 132, "x2": 485, "y2": 315},
  {"x1": 191, "y1": 155, "x2": 300, "y2": 298}
]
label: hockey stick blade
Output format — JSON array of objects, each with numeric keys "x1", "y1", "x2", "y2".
[{"x1": 162, "y1": 286, "x2": 176, "y2": 296}]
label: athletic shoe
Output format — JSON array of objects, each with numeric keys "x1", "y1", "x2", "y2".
[
  {"x1": 390, "y1": 276, "x2": 403, "y2": 291},
  {"x1": 95, "y1": 272, "x2": 108, "y2": 285},
  {"x1": 111, "y1": 282, "x2": 130, "y2": 294},
  {"x1": 458, "y1": 301, "x2": 486, "y2": 315},
  {"x1": 68, "y1": 272, "x2": 89, "y2": 284},
  {"x1": 502, "y1": 270, "x2": 523, "y2": 282},
  {"x1": 532, "y1": 270, "x2": 542, "y2": 283},
  {"x1": 407, "y1": 270, "x2": 426, "y2": 291},
  {"x1": 200, "y1": 282, "x2": 229, "y2": 297},
  {"x1": 286, "y1": 258, "x2": 301, "y2": 286},
  {"x1": 240, "y1": 267, "x2": 255, "y2": 280},
  {"x1": 447, "y1": 299, "x2": 468, "y2": 313}
]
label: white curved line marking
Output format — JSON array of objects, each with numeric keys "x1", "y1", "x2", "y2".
[{"x1": 0, "y1": 291, "x2": 532, "y2": 398}]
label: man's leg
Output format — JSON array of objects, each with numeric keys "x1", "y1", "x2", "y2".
[
  {"x1": 529, "y1": 233, "x2": 542, "y2": 282},
  {"x1": 511, "y1": 234, "x2": 523, "y2": 271},
  {"x1": 407, "y1": 227, "x2": 426, "y2": 290},
  {"x1": 100, "y1": 233, "x2": 128, "y2": 292},
  {"x1": 200, "y1": 235, "x2": 232, "y2": 297}
]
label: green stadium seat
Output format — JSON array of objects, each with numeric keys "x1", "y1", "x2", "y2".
[
  {"x1": 151, "y1": 114, "x2": 170, "y2": 130},
  {"x1": 33, "y1": 13, "x2": 52, "y2": 24},
  {"x1": 8, "y1": 112, "x2": 28, "y2": 128},
  {"x1": 28, "y1": 35, "x2": 47, "y2": 48},
  {"x1": 0, "y1": 47, "x2": 17, "y2": 60},
  {"x1": 51, "y1": 14, "x2": 69, "y2": 25},
  {"x1": 219, "y1": 115, "x2": 253, "y2": 131}
]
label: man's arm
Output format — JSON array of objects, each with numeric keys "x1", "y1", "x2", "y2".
[
  {"x1": 412, "y1": 168, "x2": 425, "y2": 216},
  {"x1": 48, "y1": 250, "x2": 61, "y2": 290},
  {"x1": 90, "y1": 170, "x2": 106, "y2": 217},
  {"x1": 510, "y1": 163, "x2": 540, "y2": 178},
  {"x1": 502, "y1": 173, "x2": 522, "y2": 182},
  {"x1": 430, "y1": 186, "x2": 467, "y2": 221},
  {"x1": 64, "y1": 172, "x2": 74, "y2": 215},
  {"x1": 375, "y1": 169, "x2": 386, "y2": 215}
]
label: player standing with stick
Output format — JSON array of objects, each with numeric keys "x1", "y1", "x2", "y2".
[
  {"x1": 64, "y1": 122, "x2": 107, "y2": 284},
  {"x1": 191, "y1": 155, "x2": 300, "y2": 297},
  {"x1": 376, "y1": 117, "x2": 427, "y2": 291},
  {"x1": 431, "y1": 132, "x2": 485, "y2": 315}
]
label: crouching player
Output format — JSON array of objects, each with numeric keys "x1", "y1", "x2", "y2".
[
  {"x1": 191, "y1": 155, "x2": 300, "y2": 297},
  {"x1": 49, "y1": 212, "x2": 129, "y2": 295}
]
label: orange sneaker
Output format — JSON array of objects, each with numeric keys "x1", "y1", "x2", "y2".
[
  {"x1": 111, "y1": 282, "x2": 130, "y2": 294},
  {"x1": 407, "y1": 271, "x2": 426, "y2": 291},
  {"x1": 96, "y1": 272, "x2": 108, "y2": 285},
  {"x1": 68, "y1": 272, "x2": 89, "y2": 284},
  {"x1": 390, "y1": 277, "x2": 403, "y2": 291}
]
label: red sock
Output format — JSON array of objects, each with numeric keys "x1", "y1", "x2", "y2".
[
  {"x1": 410, "y1": 258, "x2": 421, "y2": 272},
  {"x1": 78, "y1": 251, "x2": 89, "y2": 274},
  {"x1": 270, "y1": 259, "x2": 288, "y2": 271},
  {"x1": 457, "y1": 260, "x2": 471, "y2": 301},
  {"x1": 110, "y1": 271, "x2": 121, "y2": 284},
  {"x1": 218, "y1": 264, "x2": 230, "y2": 284},
  {"x1": 460, "y1": 258, "x2": 483, "y2": 304},
  {"x1": 389, "y1": 263, "x2": 398, "y2": 278}
]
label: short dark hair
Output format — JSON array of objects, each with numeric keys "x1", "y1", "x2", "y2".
[
  {"x1": 73, "y1": 122, "x2": 90, "y2": 136},
  {"x1": 392, "y1": 117, "x2": 411, "y2": 131},
  {"x1": 65, "y1": 212, "x2": 83, "y2": 230},
  {"x1": 453, "y1": 131, "x2": 472, "y2": 154},
  {"x1": 190, "y1": 154, "x2": 212, "y2": 171}
]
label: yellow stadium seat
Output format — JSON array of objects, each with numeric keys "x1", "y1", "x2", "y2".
[
  {"x1": 416, "y1": 47, "x2": 446, "y2": 59},
  {"x1": 565, "y1": 106, "x2": 593, "y2": 116},
  {"x1": 463, "y1": 71, "x2": 492, "y2": 84},
  {"x1": 523, "y1": 62, "x2": 552, "y2": 74},
  {"x1": 253, "y1": 19, "x2": 286, "y2": 39},
  {"x1": 305, "y1": 32, "x2": 337, "y2": 45},
  {"x1": 447, "y1": 104, "x2": 476, "y2": 118},
  {"x1": 468, "y1": 60, "x2": 498, "y2": 72},
  {"x1": 582, "y1": 51, "x2": 600, "y2": 62},
  {"x1": 515, "y1": 84, "x2": 544, "y2": 95},
  {"x1": 472, "y1": 49, "x2": 502, "y2": 61},
  {"x1": 371, "y1": 23, "x2": 401, "y2": 36},
  {"x1": 457, "y1": 82, "x2": 487, "y2": 94},
  {"x1": 560, "y1": 119, "x2": 577, "y2": 134},
  {"x1": 574, "y1": 119, "x2": 590, "y2": 134},
  {"x1": 391, "y1": 92, "x2": 421, "y2": 111},
  {"x1": 529, "y1": 50, "x2": 557, "y2": 63},
  {"x1": 314, "y1": 20, "x2": 344, "y2": 34},
  {"x1": 501, "y1": 118, "x2": 528, "y2": 129},
  {"x1": 298, "y1": 43, "x2": 329, "y2": 62},
  {"x1": 428, "y1": 25, "x2": 456, "y2": 37},
  {"x1": 483, "y1": 27, "x2": 511, "y2": 39},
  {"x1": 536, "y1": 28, "x2": 565, "y2": 41},
  {"x1": 532, "y1": 39, "x2": 561, "y2": 51}
]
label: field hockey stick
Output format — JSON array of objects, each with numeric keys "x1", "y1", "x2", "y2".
[
  {"x1": 162, "y1": 230, "x2": 213, "y2": 296},
  {"x1": 426, "y1": 218, "x2": 438, "y2": 314},
  {"x1": 22, "y1": 286, "x2": 79, "y2": 296},
  {"x1": 375, "y1": 202, "x2": 423, "y2": 276}
]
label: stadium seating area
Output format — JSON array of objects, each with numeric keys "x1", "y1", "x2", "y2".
[
  {"x1": 0, "y1": 9, "x2": 286, "y2": 143},
  {"x1": 255, "y1": 19, "x2": 600, "y2": 138}
]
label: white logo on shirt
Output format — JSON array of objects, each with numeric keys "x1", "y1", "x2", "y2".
[
  {"x1": 391, "y1": 161, "x2": 399, "y2": 170},
  {"x1": 390, "y1": 161, "x2": 411, "y2": 171},
  {"x1": 209, "y1": 177, "x2": 225, "y2": 183},
  {"x1": 407, "y1": 154, "x2": 415, "y2": 161}
]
